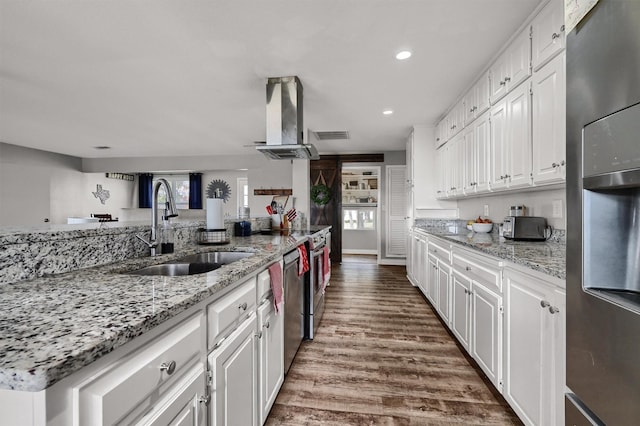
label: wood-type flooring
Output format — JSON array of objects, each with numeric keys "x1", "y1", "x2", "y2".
[{"x1": 266, "y1": 255, "x2": 521, "y2": 425}]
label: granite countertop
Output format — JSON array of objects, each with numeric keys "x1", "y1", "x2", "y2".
[
  {"x1": 414, "y1": 226, "x2": 566, "y2": 281},
  {"x1": 0, "y1": 230, "x2": 323, "y2": 392}
]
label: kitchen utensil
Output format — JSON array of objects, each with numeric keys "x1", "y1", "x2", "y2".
[{"x1": 266, "y1": 205, "x2": 273, "y2": 215}]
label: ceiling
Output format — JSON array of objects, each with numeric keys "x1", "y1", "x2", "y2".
[{"x1": 0, "y1": 0, "x2": 541, "y2": 160}]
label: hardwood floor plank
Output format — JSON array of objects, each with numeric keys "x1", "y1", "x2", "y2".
[{"x1": 266, "y1": 260, "x2": 521, "y2": 425}]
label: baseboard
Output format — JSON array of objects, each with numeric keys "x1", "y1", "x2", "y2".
[
  {"x1": 377, "y1": 258, "x2": 407, "y2": 266},
  {"x1": 342, "y1": 249, "x2": 378, "y2": 255}
]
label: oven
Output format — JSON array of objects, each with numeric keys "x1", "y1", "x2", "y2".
[{"x1": 305, "y1": 230, "x2": 329, "y2": 339}]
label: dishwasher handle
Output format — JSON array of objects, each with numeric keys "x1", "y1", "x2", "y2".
[{"x1": 283, "y1": 247, "x2": 301, "y2": 265}]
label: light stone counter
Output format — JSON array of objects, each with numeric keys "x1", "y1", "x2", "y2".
[
  {"x1": 0, "y1": 230, "x2": 318, "y2": 392},
  {"x1": 415, "y1": 226, "x2": 566, "y2": 280}
]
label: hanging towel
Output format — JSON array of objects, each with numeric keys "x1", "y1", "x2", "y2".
[
  {"x1": 268, "y1": 262, "x2": 284, "y2": 314},
  {"x1": 297, "y1": 245, "x2": 309, "y2": 276},
  {"x1": 322, "y1": 245, "x2": 331, "y2": 289}
]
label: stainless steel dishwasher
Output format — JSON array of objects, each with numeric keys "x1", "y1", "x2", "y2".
[{"x1": 283, "y1": 247, "x2": 305, "y2": 374}]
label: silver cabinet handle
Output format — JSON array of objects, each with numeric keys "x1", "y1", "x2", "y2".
[
  {"x1": 465, "y1": 266, "x2": 471, "y2": 271},
  {"x1": 255, "y1": 331, "x2": 263, "y2": 339},
  {"x1": 549, "y1": 306, "x2": 560, "y2": 314},
  {"x1": 552, "y1": 33, "x2": 560, "y2": 40},
  {"x1": 504, "y1": 77, "x2": 511, "y2": 82},
  {"x1": 540, "y1": 300, "x2": 551, "y2": 308},
  {"x1": 552, "y1": 162, "x2": 558, "y2": 168},
  {"x1": 470, "y1": 108, "x2": 475, "y2": 113},
  {"x1": 561, "y1": 160, "x2": 565, "y2": 166},
  {"x1": 239, "y1": 302, "x2": 248, "y2": 311},
  {"x1": 198, "y1": 395, "x2": 210, "y2": 405},
  {"x1": 160, "y1": 360, "x2": 177, "y2": 375},
  {"x1": 263, "y1": 321, "x2": 270, "y2": 329},
  {"x1": 499, "y1": 80, "x2": 506, "y2": 86}
]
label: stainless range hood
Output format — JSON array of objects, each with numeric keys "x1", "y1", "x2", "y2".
[{"x1": 256, "y1": 76, "x2": 320, "y2": 160}]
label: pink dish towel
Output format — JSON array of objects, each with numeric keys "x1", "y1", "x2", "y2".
[
  {"x1": 322, "y1": 245, "x2": 331, "y2": 288},
  {"x1": 298, "y1": 245, "x2": 309, "y2": 276},
  {"x1": 268, "y1": 262, "x2": 284, "y2": 314}
]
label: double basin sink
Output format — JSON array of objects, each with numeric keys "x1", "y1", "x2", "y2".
[{"x1": 126, "y1": 251, "x2": 255, "y2": 276}]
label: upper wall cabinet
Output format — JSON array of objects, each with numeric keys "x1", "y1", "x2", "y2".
[
  {"x1": 464, "y1": 72, "x2": 491, "y2": 126},
  {"x1": 490, "y1": 26, "x2": 532, "y2": 105},
  {"x1": 531, "y1": 0, "x2": 565, "y2": 71},
  {"x1": 532, "y1": 52, "x2": 566, "y2": 185}
]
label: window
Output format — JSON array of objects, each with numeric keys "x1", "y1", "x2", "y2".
[
  {"x1": 153, "y1": 175, "x2": 190, "y2": 210},
  {"x1": 343, "y1": 208, "x2": 376, "y2": 231},
  {"x1": 237, "y1": 177, "x2": 248, "y2": 208}
]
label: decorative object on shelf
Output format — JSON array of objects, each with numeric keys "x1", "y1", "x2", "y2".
[
  {"x1": 92, "y1": 184, "x2": 110, "y2": 205},
  {"x1": 206, "y1": 179, "x2": 231, "y2": 203}
]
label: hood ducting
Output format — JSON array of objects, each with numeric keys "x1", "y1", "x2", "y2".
[{"x1": 256, "y1": 76, "x2": 320, "y2": 160}]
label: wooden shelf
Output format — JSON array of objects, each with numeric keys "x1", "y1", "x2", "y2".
[{"x1": 253, "y1": 189, "x2": 292, "y2": 196}]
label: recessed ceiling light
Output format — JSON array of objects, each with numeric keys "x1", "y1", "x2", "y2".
[
  {"x1": 383, "y1": 109, "x2": 394, "y2": 115},
  {"x1": 395, "y1": 50, "x2": 412, "y2": 60},
  {"x1": 93, "y1": 146, "x2": 111, "y2": 150}
]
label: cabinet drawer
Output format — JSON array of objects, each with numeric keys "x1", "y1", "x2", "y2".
[
  {"x1": 76, "y1": 313, "x2": 204, "y2": 426},
  {"x1": 453, "y1": 251, "x2": 502, "y2": 293},
  {"x1": 208, "y1": 277, "x2": 256, "y2": 349},
  {"x1": 428, "y1": 240, "x2": 451, "y2": 263}
]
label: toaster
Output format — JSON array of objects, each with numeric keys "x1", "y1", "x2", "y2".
[{"x1": 502, "y1": 216, "x2": 550, "y2": 241}]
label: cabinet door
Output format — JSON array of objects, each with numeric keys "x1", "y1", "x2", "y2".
[
  {"x1": 135, "y1": 364, "x2": 206, "y2": 426},
  {"x1": 435, "y1": 147, "x2": 447, "y2": 199},
  {"x1": 471, "y1": 284, "x2": 503, "y2": 392},
  {"x1": 505, "y1": 82, "x2": 532, "y2": 189},
  {"x1": 437, "y1": 263, "x2": 452, "y2": 326},
  {"x1": 551, "y1": 288, "x2": 566, "y2": 426},
  {"x1": 490, "y1": 55, "x2": 508, "y2": 104},
  {"x1": 504, "y1": 272, "x2": 550, "y2": 426},
  {"x1": 475, "y1": 72, "x2": 491, "y2": 116},
  {"x1": 451, "y1": 271, "x2": 471, "y2": 352},
  {"x1": 474, "y1": 111, "x2": 492, "y2": 193},
  {"x1": 506, "y1": 27, "x2": 532, "y2": 90},
  {"x1": 258, "y1": 301, "x2": 284, "y2": 425},
  {"x1": 532, "y1": 52, "x2": 566, "y2": 185},
  {"x1": 462, "y1": 125, "x2": 476, "y2": 194},
  {"x1": 427, "y1": 255, "x2": 439, "y2": 306},
  {"x1": 209, "y1": 314, "x2": 258, "y2": 426},
  {"x1": 532, "y1": 0, "x2": 565, "y2": 71},
  {"x1": 489, "y1": 99, "x2": 508, "y2": 190},
  {"x1": 415, "y1": 236, "x2": 425, "y2": 293}
]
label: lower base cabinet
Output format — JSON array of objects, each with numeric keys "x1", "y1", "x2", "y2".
[
  {"x1": 503, "y1": 267, "x2": 565, "y2": 426},
  {"x1": 471, "y1": 282, "x2": 502, "y2": 392},
  {"x1": 209, "y1": 313, "x2": 259, "y2": 426},
  {"x1": 258, "y1": 298, "x2": 285, "y2": 425},
  {"x1": 451, "y1": 270, "x2": 472, "y2": 352}
]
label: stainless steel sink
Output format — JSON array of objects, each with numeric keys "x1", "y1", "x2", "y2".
[
  {"x1": 127, "y1": 262, "x2": 221, "y2": 276},
  {"x1": 174, "y1": 251, "x2": 254, "y2": 265},
  {"x1": 125, "y1": 251, "x2": 254, "y2": 276}
]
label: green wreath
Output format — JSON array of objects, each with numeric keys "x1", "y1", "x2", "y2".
[{"x1": 311, "y1": 184, "x2": 332, "y2": 206}]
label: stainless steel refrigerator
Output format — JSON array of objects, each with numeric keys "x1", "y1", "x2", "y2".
[{"x1": 566, "y1": 1, "x2": 640, "y2": 424}]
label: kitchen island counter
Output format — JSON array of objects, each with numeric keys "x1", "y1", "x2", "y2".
[
  {"x1": 0, "y1": 230, "x2": 325, "y2": 392},
  {"x1": 414, "y1": 226, "x2": 566, "y2": 280}
]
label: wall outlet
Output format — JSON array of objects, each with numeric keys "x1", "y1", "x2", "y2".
[
  {"x1": 483, "y1": 204, "x2": 489, "y2": 217},
  {"x1": 552, "y1": 199, "x2": 563, "y2": 218}
]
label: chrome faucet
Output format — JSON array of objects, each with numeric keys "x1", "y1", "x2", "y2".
[{"x1": 136, "y1": 178, "x2": 179, "y2": 256}]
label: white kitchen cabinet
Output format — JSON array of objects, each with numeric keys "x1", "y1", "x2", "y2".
[
  {"x1": 464, "y1": 72, "x2": 491, "y2": 125},
  {"x1": 209, "y1": 312, "x2": 259, "y2": 426},
  {"x1": 427, "y1": 254, "x2": 439, "y2": 307},
  {"x1": 463, "y1": 111, "x2": 492, "y2": 195},
  {"x1": 257, "y1": 298, "x2": 284, "y2": 425},
  {"x1": 446, "y1": 100, "x2": 465, "y2": 139},
  {"x1": 503, "y1": 267, "x2": 565, "y2": 426},
  {"x1": 532, "y1": 52, "x2": 566, "y2": 185},
  {"x1": 437, "y1": 262, "x2": 452, "y2": 325},
  {"x1": 451, "y1": 270, "x2": 472, "y2": 352},
  {"x1": 435, "y1": 118, "x2": 448, "y2": 148},
  {"x1": 471, "y1": 283, "x2": 503, "y2": 392},
  {"x1": 490, "y1": 26, "x2": 532, "y2": 105},
  {"x1": 490, "y1": 82, "x2": 532, "y2": 190},
  {"x1": 531, "y1": 0, "x2": 565, "y2": 71},
  {"x1": 416, "y1": 233, "x2": 428, "y2": 295},
  {"x1": 435, "y1": 146, "x2": 448, "y2": 199},
  {"x1": 74, "y1": 313, "x2": 205, "y2": 426},
  {"x1": 386, "y1": 165, "x2": 408, "y2": 257},
  {"x1": 135, "y1": 364, "x2": 206, "y2": 426}
]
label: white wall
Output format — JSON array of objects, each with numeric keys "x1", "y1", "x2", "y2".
[
  {"x1": 248, "y1": 160, "x2": 293, "y2": 219},
  {"x1": 457, "y1": 187, "x2": 566, "y2": 230}
]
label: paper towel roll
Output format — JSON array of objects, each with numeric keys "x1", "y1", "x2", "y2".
[{"x1": 206, "y1": 198, "x2": 224, "y2": 230}]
